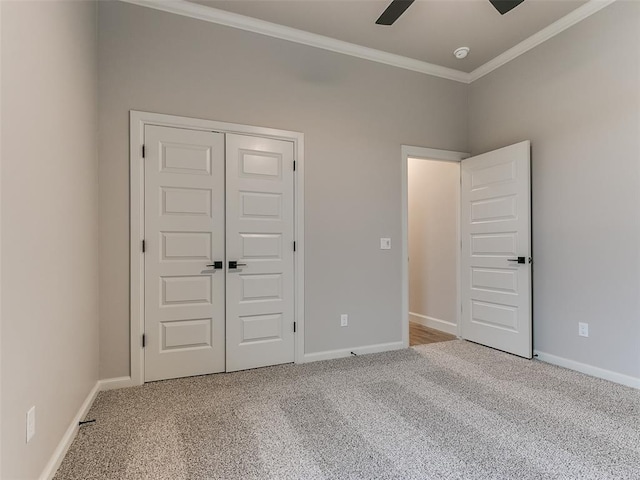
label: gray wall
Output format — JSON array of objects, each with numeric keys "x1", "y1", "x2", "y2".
[
  {"x1": 98, "y1": 2, "x2": 468, "y2": 378},
  {"x1": 469, "y1": 1, "x2": 640, "y2": 378},
  {"x1": 408, "y1": 158, "x2": 459, "y2": 331},
  {"x1": 0, "y1": 0, "x2": 636, "y2": 475},
  {"x1": 1, "y1": 1, "x2": 99, "y2": 478}
]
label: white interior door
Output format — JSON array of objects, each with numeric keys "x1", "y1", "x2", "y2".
[
  {"x1": 460, "y1": 141, "x2": 532, "y2": 358},
  {"x1": 225, "y1": 134, "x2": 295, "y2": 372},
  {"x1": 144, "y1": 125, "x2": 225, "y2": 381}
]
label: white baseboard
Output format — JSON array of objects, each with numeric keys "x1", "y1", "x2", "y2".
[
  {"x1": 534, "y1": 350, "x2": 640, "y2": 390},
  {"x1": 40, "y1": 375, "x2": 137, "y2": 479},
  {"x1": 98, "y1": 375, "x2": 135, "y2": 390},
  {"x1": 409, "y1": 312, "x2": 457, "y2": 336},
  {"x1": 40, "y1": 381, "x2": 100, "y2": 480},
  {"x1": 303, "y1": 341, "x2": 405, "y2": 363}
]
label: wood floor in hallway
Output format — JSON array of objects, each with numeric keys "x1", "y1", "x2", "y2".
[{"x1": 409, "y1": 322, "x2": 457, "y2": 346}]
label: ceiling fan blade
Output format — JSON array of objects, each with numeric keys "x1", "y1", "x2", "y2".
[
  {"x1": 376, "y1": 0, "x2": 415, "y2": 25},
  {"x1": 489, "y1": 0, "x2": 525, "y2": 15}
]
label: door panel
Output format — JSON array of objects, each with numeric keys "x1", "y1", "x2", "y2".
[
  {"x1": 225, "y1": 134, "x2": 295, "y2": 372},
  {"x1": 461, "y1": 141, "x2": 532, "y2": 358},
  {"x1": 144, "y1": 125, "x2": 225, "y2": 381}
]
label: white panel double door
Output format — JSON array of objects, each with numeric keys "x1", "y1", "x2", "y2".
[
  {"x1": 144, "y1": 125, "x2": 294, "y2": 382},
  {"x1": 460, "y1": 141, "x2": 532, "y2": 358}
]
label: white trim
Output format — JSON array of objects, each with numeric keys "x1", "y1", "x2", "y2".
[
  {"x1": 303, "y1": 341, "x2": 405, "y2": 364},
  {"x1": 120, "y1": 0, "x2": 615, "y2": 85},
  {"x1": 121, "y1": 0, "x2": 468, "y2": 83},
  {"x1": 401, "y1": 146, "x2": 469, "y2": 349},
  {"x1": 468, "y1": 0, "x2": 616, "y2": 82},
  {"x1": 534, "y1": 350, "x2": 640, "y2": 390},
  {"x1": 98, "y1": 376, "x2": 135, "y2": 391},
  {"x1": 403, "y1": 146, "x2": 470, "y2": 163},
  {"x1": 40, "y1": 382, "x2": 100, "y2": 480},
  {"x1": 40, "y1": 377, "x2": 131, "y2": 479},
  {"x1": 130, "y1": 113, "x2": 144, "y2": 386},
  {"x1": 409, "y1": 314, "x2": 458, "y2": 336},
  {"x1": 294, "y1": 137, "x2": 305, "y2": 365},
  {"x1": 130, "y1": 111, "x2": 305, "y2": 385}
]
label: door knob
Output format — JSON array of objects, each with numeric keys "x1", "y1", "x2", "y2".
[
  {"x1": 206, "y1": 261, "x2": 223, "y2": 269},
  {"x1": 228, "y1": 260, "x2": 247, "y2": 269},
  {"x1": 507, "y1": 257, "x2": 526, "y2": 264}
]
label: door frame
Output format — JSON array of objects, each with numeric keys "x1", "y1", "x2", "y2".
[
  {"x1": 401, "y1": 145, "x2": 469, "y2": 348},
  {"x1": 130, "y1": 110, "x2": 305, "y2": 386}
]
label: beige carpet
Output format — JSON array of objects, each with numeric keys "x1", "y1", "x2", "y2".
[{"x1": 55, "y1": 340, "x2": 640, "y2": 479}]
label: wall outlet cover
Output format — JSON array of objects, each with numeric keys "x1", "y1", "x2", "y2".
[
  {"x1": 26, "y1": 406, "x2": 36, "y2": 443},
  {"x1": 380, "y1": 238, "x2": 391, "y2": 250},
  {"x1": 340, "y1": 314, "x2": 348, "y2": 327}
]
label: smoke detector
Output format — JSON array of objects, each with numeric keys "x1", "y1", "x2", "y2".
[{"x1": 453, "y1": 47, "x2": 470, "y2": 59}]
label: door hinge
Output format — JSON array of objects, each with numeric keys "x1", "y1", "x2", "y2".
[
  {"x1": 142, "y1": 239, "x2": 146, "y2": 253},
  {"x1": 293, "y1": 160, "x2": 296, "y2": 171},
  {"x1": 142, "y1": 144, "x2": 146, "y2": 158},
  {"x1": 142, "y1": 334, "x2": 146, "y2": 348},
  {"x1": 293, "y1": 241, "x2": 296, "y2": 252},
  {"x1": 293, "y1": 322, "x2": 297, "y2": 333}
]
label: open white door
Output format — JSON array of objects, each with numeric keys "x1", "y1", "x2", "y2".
[{"x1": 460, "y1": 141, "x2": 532, "y2": 358}]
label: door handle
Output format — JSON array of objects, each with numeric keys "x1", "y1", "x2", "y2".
[
  {"x1": 508, "y1": 257, "x2": 526, "y2": 264},
  {"x1": 228, "y1": 260, "x2": 247, "y2": 269},
  {"x1": 206, "y1": 261, "x2": 223, "y2": 269}
]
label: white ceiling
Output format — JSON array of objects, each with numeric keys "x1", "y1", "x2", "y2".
[{"x1": 189, "y1": 0, "x2": 588, "y2": 72}]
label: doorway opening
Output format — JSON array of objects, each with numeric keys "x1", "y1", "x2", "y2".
[
  {"x1": 401, "y1": 146, "x2": 469, "y2": 348},
  {"x1": 408, "y1": 156, "x2": 459, "y2": 346}
]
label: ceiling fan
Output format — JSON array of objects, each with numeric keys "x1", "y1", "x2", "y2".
[{"x1": 376, "y1": 0, "x2": 525, "y2": 26}]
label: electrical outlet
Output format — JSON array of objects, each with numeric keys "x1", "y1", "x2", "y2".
[
  {"x1": 578, "y1": 322, "x2": 589, "y2": 337},
  {"x1": 380, "y1": 238, "x2": 391, "y2": 250},
  {"x1": 26, "y1": 406, "x2": 36, "y2": 443},
  {"x1": 340, "y1": 314, "x2": 348, "y2": 327}
]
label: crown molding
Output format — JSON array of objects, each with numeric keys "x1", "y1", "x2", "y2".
[
  {"x1": 120, "y1": 0, "x2": 616, "y2": 85},
  {"x1": 120, "y1": 0, "x2": 471, "y2": 84},
  {"x1": 468, "y1": 0, "x2": 617, "y2": 82}
]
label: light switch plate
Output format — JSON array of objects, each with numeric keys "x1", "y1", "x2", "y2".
[
  {"x1": 380, "y1": 238, "x2": 391, "y2": 250},
  {"x1": 578, "y1": 322, "x2": 589, "y2": 337}
]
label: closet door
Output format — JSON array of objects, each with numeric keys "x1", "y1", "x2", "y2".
[
  {"x1": 144, "y1": 125, "x2": 225, "y2": 381},
  {"x1": 225, "y1": 134, "x2": 296, "y2": 372}
]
